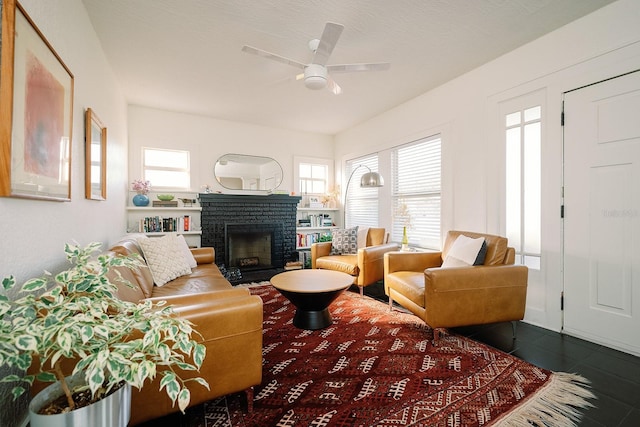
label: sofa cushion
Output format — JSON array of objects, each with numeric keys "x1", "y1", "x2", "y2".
[
  {"x1": 330, "y1": 226, "x2": 359, "y2": 255},
  {"x1": 441, "y1": 234, "x2": 486, "y2": 268},
  {"x1": 138, "y1": 234, "x2": 192, "y2": 286},
  {"x1": 109, "y1": 237, "x2": 155, "y2": 298}
]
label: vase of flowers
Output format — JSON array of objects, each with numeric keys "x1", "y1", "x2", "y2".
[{"x1": 131, "y1": 179, "x2": 151, "y2": 206}]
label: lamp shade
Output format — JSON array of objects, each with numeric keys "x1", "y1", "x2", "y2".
[{"x1": 360, "y1": 171, "x2": 384, "y2": 187}]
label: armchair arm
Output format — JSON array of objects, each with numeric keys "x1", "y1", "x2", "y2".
[
  {"x1": 384, "y1": 251, "x2": 443, "y2": 274},
  {"x1": 425, "y1": 265, "x2": 527, "y2": 292},
  {"x1": 311, "y1": 241, "x2": 333, "y2": 268},
  {"x1": 356, "y1": 243, "x2": 399, "y2": 286}
]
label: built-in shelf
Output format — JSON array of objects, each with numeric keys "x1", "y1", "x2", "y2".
[
  {"x1": 126, "y1": 198, "x2": 202, "y2": 246},
  {"x1": 126, "y1": 207, "x2": 202, "y2": 211}
]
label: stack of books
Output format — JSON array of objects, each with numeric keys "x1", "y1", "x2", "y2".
[{"x1": 152, "y1": 200, "x2": 179, "y2": 207}]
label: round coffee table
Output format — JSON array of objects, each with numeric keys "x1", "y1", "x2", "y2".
[{"x1": 270, "y1": 269, "x2": 353, "y2": 330}]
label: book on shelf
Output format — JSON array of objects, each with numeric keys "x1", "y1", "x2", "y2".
[
  {"x1": 284, "y1": 261, "x2": 303, "y2": 270},
  {"x1": 296, "y1": 231, "x2": 332, "y2": 248},
  {"x1": 298, "y1": 250, "x2": 311, "y2": 269},
  {"x1": 152, "y1": 200, "x2": 179, "y2": 207}
]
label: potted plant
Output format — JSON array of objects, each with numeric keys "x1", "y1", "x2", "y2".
[{"x1": 0, "y1": 242, "x2": 208, "y2": 426}]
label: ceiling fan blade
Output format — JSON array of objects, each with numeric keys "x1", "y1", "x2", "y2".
[
  {"x1": 327, "y1": 62, "x2": 391, "y2": 73},
  {"x1": 327, "y1": 75, "x2": 342, "y2": 95},
  {"x1": 241, "y1": 45, "x2": 306, "y2": 70},
  {"x1": 312, "y1": 22, "x2": 344, "y2": 66}
]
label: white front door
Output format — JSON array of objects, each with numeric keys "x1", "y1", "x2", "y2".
[{"x1": 563, "y1": 70, "x2": 640, "y2": 356}]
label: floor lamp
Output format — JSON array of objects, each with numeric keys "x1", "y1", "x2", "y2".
[{"x1": 343, "y1": 165, "x2": 384, "y2": 227}]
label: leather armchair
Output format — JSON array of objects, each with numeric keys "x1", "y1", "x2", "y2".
[
  {"x1": 311, "y1": 227, "x2": 398, "y2": 295},
  {"x1": 384, "y1": 230, "x2": 528, "y2": 341}
]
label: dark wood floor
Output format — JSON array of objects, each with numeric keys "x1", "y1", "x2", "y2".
[{"x1": 142, "y1": 281, "x2": 640, "y2": 427}]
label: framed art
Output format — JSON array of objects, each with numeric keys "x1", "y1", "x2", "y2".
[
  {"x1": 85, "y1": 108, "x2": 106, "y2": 200},
  {"x1": 0, "y1": 0, "x2": 74, "y2": 201}
]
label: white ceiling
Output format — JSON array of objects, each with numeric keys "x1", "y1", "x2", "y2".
[{"x1": 82, "y1": 0, "x2": 615, "y2": 135}]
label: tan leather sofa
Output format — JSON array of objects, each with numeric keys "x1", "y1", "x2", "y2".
[
  {"x1": 311, "y1": 227, "x2": 398, "y2": 295},
  {"x1": 31, "y1": 237, "x2": 263, "y2": 426},
  {"x1": 384, "y1": 230, "x2": 528, "y2": 341}
]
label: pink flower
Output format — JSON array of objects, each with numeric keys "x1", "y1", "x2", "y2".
[{"x1": 132, "y1": 179, "x2": 151, "y2": 195}]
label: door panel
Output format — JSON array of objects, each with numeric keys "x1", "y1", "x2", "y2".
[{"x1": 563, "y1": 70, "x2": 640, "y2": 356}]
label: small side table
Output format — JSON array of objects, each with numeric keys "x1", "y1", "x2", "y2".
[{"x1": 270, "y1": 269, "x2": 353, "y2": 330}]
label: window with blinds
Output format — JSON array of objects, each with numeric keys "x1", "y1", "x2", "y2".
[
  {"x1": 345, "y1": 155, "x2": 380, "y2": 229},
  {"x1": 391, "y1": 135, "x2": 441, "y2": 249}
]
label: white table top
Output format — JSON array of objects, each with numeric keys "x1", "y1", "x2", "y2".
[{"x1": 271, "y1": 269, "x2": 353, "y2": 293}]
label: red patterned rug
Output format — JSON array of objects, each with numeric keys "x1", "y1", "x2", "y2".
[{"x1": 202, "y1": 284, "x2": 594, "y2": 426}]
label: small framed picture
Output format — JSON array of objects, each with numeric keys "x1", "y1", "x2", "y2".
[{"x1": 308, "y1": 196, "x2": 323, "y2": 208}]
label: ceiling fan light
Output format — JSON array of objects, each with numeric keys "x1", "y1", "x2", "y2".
[
  {"x1": 305, "y1": 75, "x2": 327, "y2": 90},
  {"x1": 304, "y1": 63, "x2": 328, "y2": 90}
]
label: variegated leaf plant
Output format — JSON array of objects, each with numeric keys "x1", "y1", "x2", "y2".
[{"x1": 0, "y1": 242, "x2": 208, "y2": 413}]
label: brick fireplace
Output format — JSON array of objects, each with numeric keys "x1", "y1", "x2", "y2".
[{"x1": 200, "y1": 194, "x2": 301, "y2": 279}]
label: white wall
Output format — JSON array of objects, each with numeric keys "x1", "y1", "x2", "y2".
[
  {"x1": 127, "y1": 105, "x2": 334, "y2": 195},
  {"x1": 0, "y1": 1, "x2": 128, "y2": 425},
  {"x1": 334, "y1": 0, "x2": 640, "y2": 332}
]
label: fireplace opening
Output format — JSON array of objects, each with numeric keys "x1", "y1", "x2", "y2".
[{"x1": 225, "y1": 223, "x2": 284, "y2": 271}]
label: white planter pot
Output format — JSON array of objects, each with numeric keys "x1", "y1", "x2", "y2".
[{"x1": 29, "y1": 372, "x2": 131, "y2": 427}]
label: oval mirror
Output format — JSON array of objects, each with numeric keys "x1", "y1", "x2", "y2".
[{"x1": 214, "y1": 154, "x2": 283, "y2": 191}]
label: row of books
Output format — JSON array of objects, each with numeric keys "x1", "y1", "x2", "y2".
[
  {"x1": 138, "y1": 215, "x2": 192, "y2": 233},
  {"x1": 296, "y1": 232, "x2": 331, "y2": 248},
  {"x1": 298, "y1": 250, "x2": 312, "y2": 269},
  {"x1": 298, "y1": 214, "x2": 333, "y2": 228}
]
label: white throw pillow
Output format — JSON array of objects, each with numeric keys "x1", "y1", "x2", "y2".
[
  {"x1": 176, "y1": 234, "x2": 197, "y2": 268},
  {"x1": 138, "y1": 234, "x2": 192, "y2": 286},
  {"x1": 441, "y1": 235, "x2": 486, "y2": 268}
]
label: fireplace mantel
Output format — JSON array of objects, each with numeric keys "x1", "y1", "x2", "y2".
[{"x1": 199, "y1": 193, "x2": 302, "y2": 270}]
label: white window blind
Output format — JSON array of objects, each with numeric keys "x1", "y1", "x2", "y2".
[
  {"x1": 345, "y1": 155, "x2": 379, "y2": 229},
  {"x1": 391, "y1": 136, "x2": 441, "y2": 249}
]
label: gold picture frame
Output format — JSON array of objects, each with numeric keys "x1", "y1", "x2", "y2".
[
  {"x1": 85, "y1": 108, "x2": 106, "y2": 200},
  {"x1": 0, "y1": 0, "x2": 74, "y2": 201}
]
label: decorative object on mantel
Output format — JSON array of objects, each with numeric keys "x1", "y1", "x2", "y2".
[
  {"x1": 179, "y1": 198, "x2": 196, "y2": 207},
  {"x1": 201, "y1": 184, "x2": 212, "y2": 194},
  {"x1": 321, "y1": 185, "x2": 340, "y2": 208},
  {"x1": 153, "y1": 194, "x2": 177, "y2": 207},
  {"x1": 131, "y1": 179, "x2": 151, "y2": 206},
  {"x1": 343, "y1": 165, "x2": 384, "y2": 226}
]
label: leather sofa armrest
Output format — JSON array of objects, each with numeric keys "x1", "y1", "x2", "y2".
[
  {"x1": 311, "y1": 242, "x2": 333, "y2": 268},
  {"x1": 190, "y1": 247, "x2": 215, "y2": 264},
  {"x1": 384, "y1": 251, "x2": 442, "y2": 274},
  {"x1": 145, "y1": 288, "x2": 251, "y2": 305},
  {"x1": 147, "y1": 289, "x2": 262, "y2": 341}
]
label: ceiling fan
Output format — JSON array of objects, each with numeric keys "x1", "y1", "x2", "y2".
[{"x1": 241, "y1": 22, "x2": 390, "y2": 95}]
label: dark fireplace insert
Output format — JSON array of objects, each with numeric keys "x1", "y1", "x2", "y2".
[{"x1": 225, "y1": 222, "x2": 285, "y2": 271}]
